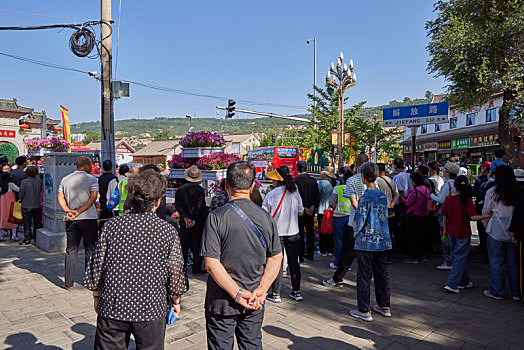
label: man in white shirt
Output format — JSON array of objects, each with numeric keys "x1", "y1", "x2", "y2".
[
  {"x1": 428, "y1": 161, "x2": 444, "y2": 192},
  {"x1": 57, "y1": 156, "x2": 99, "y2": 289},
  {"x1": 392, "y1": 158, "x2": 412, "y2": 198}
]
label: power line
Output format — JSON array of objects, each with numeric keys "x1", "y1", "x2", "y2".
[
  {"x1": 0, "y1": 51, "x2": 307, "y2": 110},
  {"x1": 0, "y1": 9, "x2": 87, "y2": 21}
]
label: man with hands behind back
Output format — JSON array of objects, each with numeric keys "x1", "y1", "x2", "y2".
[
  {"x1": 57, "y1": 156, "x2": 99, "y2": 290},
  {"x1": 201, "y1": 161, "x2": 282, "y2": 350}
]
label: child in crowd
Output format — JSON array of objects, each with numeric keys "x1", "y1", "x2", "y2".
[{"x1": 442, "y1": 175, "x2": 492, "y2": 293}]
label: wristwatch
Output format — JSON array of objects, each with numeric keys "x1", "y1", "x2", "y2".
[{"x1": 235, "y1": 289, "x2": 243, "y2": 303}]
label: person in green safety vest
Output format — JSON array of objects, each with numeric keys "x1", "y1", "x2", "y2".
[
  {"x1": 107, "y1": 165, "x2": 140, "y2": 215},
  {"x1": 326, "y1": 181, "x2": 352, "y2": 269}
]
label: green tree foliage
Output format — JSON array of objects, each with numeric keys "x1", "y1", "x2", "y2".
[
  {"x1": 304, "y1": 85, "x2": 403, "y2": 162},
  {"x1": 426, "y1": 0, "x2": 524, "y2": 166},
  {"x1": 425, "y1": 90, "x2": 433, "y2": 100},
  {"x1": 154, "y1": 129, "x2": 171, "y2": 140},
  {"x1": 82, "y1": 131, "x2": 100, "y2": 144}
]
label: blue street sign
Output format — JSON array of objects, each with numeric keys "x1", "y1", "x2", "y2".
[{"x1": 383, "y1": 102, "x2": 449, "y2": 127}]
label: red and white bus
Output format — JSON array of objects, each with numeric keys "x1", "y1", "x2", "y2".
[{"x1": 247, "y1": 146, "x2": 299, "y2": 177}]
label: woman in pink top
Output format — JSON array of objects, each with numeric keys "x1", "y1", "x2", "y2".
[{"x1": 402, "y1": 172, "x2": 430, "y2": 264}]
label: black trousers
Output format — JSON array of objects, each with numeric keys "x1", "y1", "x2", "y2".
[
  {"x1": 356, "y1": 250, "x2": 390, "y2": 313},
  {"x1": 179, "y1": 224, "x2": 204, "y2": 273},
  {"x1": 95, "y1": 315, "x2": 166, "y2": 350},
  {"x1": 406, "y1": 214, "x2": 425, "y2": 259},
  {"x1": 333, "y1": 225, "x2": 356, "y2": 283},
  {"x1": 22, "y1": 207, "x2": 42, "y2": 242},
  {"x1": 206, "y1": 310, "x2": 264, "y2": 350},
  {"x1": 298, "y1": 214, "x2": 315, "y2": 259},
  {"x1": 318, "y1": 214, "x2": 334, "y2": 254},
  {"x1": 98, "y1": 207, "x2": 114, "y2": 231},
  {"x1": 476, "y1": 203, "x2": 488, "y2": 257},
  {"x1": 64, "y1": 219, "x2": 98, "y2": 287},
  {"x1": 271, "y1": 234, "x2": 301, "y2": 294}
]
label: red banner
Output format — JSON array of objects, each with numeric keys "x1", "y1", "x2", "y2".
[{"x1": 0, "y1": 130, "x2": 16, "y2": 138}]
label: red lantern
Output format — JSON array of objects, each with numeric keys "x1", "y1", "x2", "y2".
[
  {"x1": 20, "y1": 123, "x2": 30, "y2": 130},
  {"x1": 55, "y1": 126, "x2": 63, "y2": 132}
]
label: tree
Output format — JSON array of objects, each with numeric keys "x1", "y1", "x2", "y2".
[
  {"x1": 425, "y1": 90, "x2": 433, "y2": 100},
  {"x1": 426, "y1": 0, "x2": 524, "y2": 166},
  {"x1": 154, "y1": 129, "x2": 171, "y2": 140},
  {"x1": 82, "y1": 131, "x2": 100, "y2": 144}
]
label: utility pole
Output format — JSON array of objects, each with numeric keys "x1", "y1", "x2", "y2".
[{"x1": 100, "y1": 0, "x2": 115, "y2": 167}]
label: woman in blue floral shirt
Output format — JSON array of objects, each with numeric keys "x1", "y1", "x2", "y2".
[{"x1": 350, "y1": 162, "x2": 392, "y2": 322}]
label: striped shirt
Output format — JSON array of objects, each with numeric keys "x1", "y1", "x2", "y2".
[{"x1": 343, "y1": 173, "x2": 366, "y2": 226}]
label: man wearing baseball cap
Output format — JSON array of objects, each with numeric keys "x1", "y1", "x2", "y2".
[{"x1": 431, "y1": 162, "x2": 459, "y2": 270}]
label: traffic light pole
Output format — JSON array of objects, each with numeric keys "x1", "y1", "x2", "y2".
[{"x1": 216, "y1": 106, "x2": 318, "y2": 124}]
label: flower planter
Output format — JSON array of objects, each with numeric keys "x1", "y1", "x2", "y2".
[
  {"x1": 202, "y1": 169, "x2": 227, "y2": 181},
  {"x1": 27, "y1": 149, "x2": 44, "y2": 157},
  {"x1": 181, "y1": 147, "x2": 224, "y2": 158},
  {"x1": 169, "y1": 168, "x2": 186, "y2": 179}
]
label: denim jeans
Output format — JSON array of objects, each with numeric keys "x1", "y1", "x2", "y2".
[
  {"x1": 333, "y1": 216, "x2": 348, "y2": 265},
  {"x1": 487, "y1": 235, "x2": 520, "y2": 298},
  {"x1": 446, "y1": 236, "x2": 471, "y2": 289}
]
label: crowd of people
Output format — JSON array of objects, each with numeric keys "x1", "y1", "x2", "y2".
[{"x1": 1, "y1": 148, "x2": 523, "y2": 349}]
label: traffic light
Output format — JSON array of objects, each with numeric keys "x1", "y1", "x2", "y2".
[
  {"x1": 272, "y1": 134, "x2": 276, "y2": 143},
  {"x1": 226, "y1": 99, "x2": 236, "y2": 118}
]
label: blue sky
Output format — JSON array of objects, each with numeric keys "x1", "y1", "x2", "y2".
[{"x1": 0, "y1": 0, "x2": 445, "y2": 124}]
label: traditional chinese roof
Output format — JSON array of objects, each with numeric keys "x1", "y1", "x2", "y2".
[
  {"x1": 0, "y1": 98, "x2": 33, "y2": 113},
  {"x1": 132, "y1": 140, "x2": 179, "y2": 157},
  {"x1": 86, "y1": 139, "x2": 136, "y2": 153},
  {"x1": 21, "y1": 111, "x2": 60, "y2": 127}
]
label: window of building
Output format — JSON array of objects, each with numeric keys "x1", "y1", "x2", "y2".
[
  {"x1": 466, "y1": 113, "x2": 476, "y2": 126},
  {"x1": 450, "y1": 118, "x2": 457, "y2": 129},
  {"x1": 420, "y1": 125, "x2": 427, "y2": 134},
  {"x1": 486, "y1": 108, "x2": 497, "y2": 122},
  {"x1": 435, "y1": 123, "x2": 441, "y2": 132}
]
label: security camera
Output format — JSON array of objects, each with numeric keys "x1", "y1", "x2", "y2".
[
  {"x1": 88, "y1": 71, "x2": 98, "y2": 77},
  {"x1": 306, "y1": 40, "x2": 310, "y2": 44}
]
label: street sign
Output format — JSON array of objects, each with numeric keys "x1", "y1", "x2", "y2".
[{"x1": 383, "y1": 102, "x2": 449, "y2": 127}]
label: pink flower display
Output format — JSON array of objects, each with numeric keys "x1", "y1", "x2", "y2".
[
  {"x1": 24, "y1": 137, "x2": 69, "y2": 152},
  {"x1": 179, "y1": 131, "x2": 226, "y2": 148},
  {"x1": 195, "y1": 153, "x2": 240, "y2": 170},
  {"x1": 167, "y1": 154, "x2": 195, "y2": 169}
]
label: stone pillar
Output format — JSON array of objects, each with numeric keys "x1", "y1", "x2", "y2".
[{"x1": 36, "y1": 152, "x2": 93, "y2": 252}]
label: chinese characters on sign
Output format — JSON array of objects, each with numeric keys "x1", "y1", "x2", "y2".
[
  {"x1": 424, "y1": 142, "x2": 438, "y2": 151},
  {"x1": 469, "y1": 134, "x2": 499, "y2": 148},
  {"x1": 438, "y1": 140, "x2": 451, "y2": 150},
  {"x1": 331, "y1": 132, "x2": 351, "y2": 146},
  {"x1": 0, "y1": 130, "x2": 16, "y2": 138},
  {"x1": 383, "y1": 102, "x2": 449, "y2": 127},
  {"x1": 451, "y1": 137, "x2": 469, "y2": 150}
]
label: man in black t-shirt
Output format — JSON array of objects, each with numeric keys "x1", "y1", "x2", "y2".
[
  {"x1": 98, "y1": 160, "x2": 117, "y2": 230},
  {"x1": 201, "y1": 161, "x2": 282, "y2": 350}
]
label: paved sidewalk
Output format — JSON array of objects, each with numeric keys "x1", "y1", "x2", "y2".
[{"x1": 1, "y1": 240, "x2": 523, "y2": 349}]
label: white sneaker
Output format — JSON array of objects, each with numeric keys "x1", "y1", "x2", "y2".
[
  {"x1": 436, "y1": 263, "x2": 452, "y2": 270},
  {"x1": 329, "y1": 263, "x2": 338, "y2": 269},
  {"x1": 372, "y1": 305, "x2": 392, "y2": 317},
  {"x1": 322, "y1": 278, "x2": 343, "y2": 287},
  {"x1": 350, "y1": 309, "x2": 373, "y2": 322},
  {"x1": 458, "y1": 282, "x2": 474, "y2": 289},
  {"x1": 444, "y1": 285, "x2": 459, "y2": 294}
]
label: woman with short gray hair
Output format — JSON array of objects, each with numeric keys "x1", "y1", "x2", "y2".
[{"x1": 350, "y1": 162, "x2": 393, "y2": 322}]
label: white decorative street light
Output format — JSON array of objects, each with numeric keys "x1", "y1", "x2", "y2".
[{"x1": 326, "y1": 51, "x2": 357, "y2": 168}]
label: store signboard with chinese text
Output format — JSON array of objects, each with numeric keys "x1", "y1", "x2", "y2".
[
  {"x1": 451, "y1": 137, "x2": 469, "y2": 150},
  {"x1": 469, "y1": 134, "x2": 499, "y2": 148},
  {"x1": 438, "y1": 140, "x2": 451, "y2": 150},
  {"x1": 0, "y1": 130, "x2": 16, "y2": 138},
  {"x1": 383, "y1": 102, "x2": 449, "y2": 127},
  {"x1": 424, "y1": 142, "x2": 438, "y2": 151},
  {"x1": 404, "y1": 144, "x2": 424, "y2": 153}
]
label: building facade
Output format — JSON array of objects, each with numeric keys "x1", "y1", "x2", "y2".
[
  {"x1": 0, "y1": 98, "x2": 59, "y2": 163},
  {"x1": 400, "y1": 94, "x2": 521, "y2": 165}
]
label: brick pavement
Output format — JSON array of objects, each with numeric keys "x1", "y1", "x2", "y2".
[{"x1": 1, "y1": 240, "x2": 523, "y2": 349}]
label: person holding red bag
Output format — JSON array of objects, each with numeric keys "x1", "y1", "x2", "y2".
[
  {"x1": 263, "y1": 167, "x2": 304, "y2": 302},
  {"x1": 318, "y1": 166, "x2": 338, "y2": 255}
]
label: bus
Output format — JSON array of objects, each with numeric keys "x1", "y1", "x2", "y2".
[{"x1": 247, "y1": 146, "x2": 299, "y2": 177}]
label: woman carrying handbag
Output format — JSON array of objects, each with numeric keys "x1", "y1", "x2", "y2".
[{"x1": 263, "y1": 167, "x2": 305, "y2": 302}]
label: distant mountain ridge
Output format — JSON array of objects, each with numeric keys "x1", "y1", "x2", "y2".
[{"x1": 70, "y1": 96, "x2": 431, "y2": 137}]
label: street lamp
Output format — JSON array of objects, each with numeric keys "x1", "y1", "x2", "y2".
[
  {"x1": 326, "y1": 52, "x2": 356, "y2": 168},
  {"x1": 185, "y1": 114, "x2": 192, "y2": 132},
  {"x1": 306, "y1": 39, "x2": 317, "y2": 121}
]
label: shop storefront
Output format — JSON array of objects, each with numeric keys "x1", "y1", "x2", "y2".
[
  {"x1": 451, "y1": 137, "x2": 469, "y2": 162},
  {"x1": 469, "y1": 133, "x2": 499, "y2": 163},
  {"x1": 437, "y1": 140, "x2": 451, "y2": 163},
  {"x1": 424, "y1": 142, "x2": 438, "y2": 162}
]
